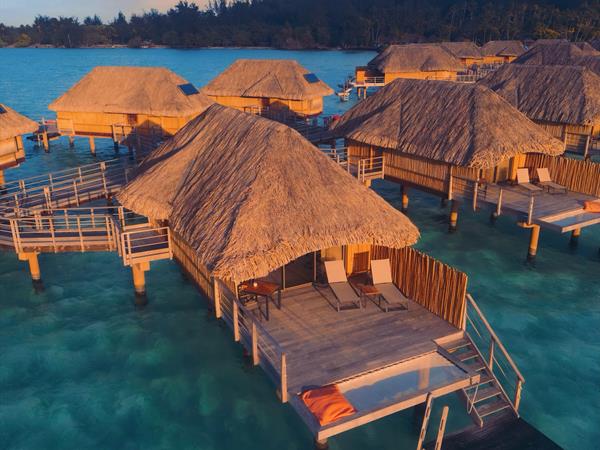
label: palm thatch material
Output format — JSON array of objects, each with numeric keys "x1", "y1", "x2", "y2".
[
  {"x1": 480, "y1": 64, "x2": 600, "y2": 126},
  {"x1": 329, "y1": 79, "x2": 564, "y2": 168},
  {"x1": 513, "y1": 41, "x2": 600, "y2": 65},
  {"x1": 118, "y1": 104, "x2": 418, "y2": 282},
  {"x1": 441, "y1": 42, "x2": 483, "y2": 59},
  {"x1": 49, "y1": 66, "x2": 213, "y2": 116},
  {"x1": 367, "y1": 44, "x2": 464, "y2": 73},
  {"x1": 575, "y1": 56, "x2": 600, "y2": 76},
  {"x1": 0, "y1": 103, "x2": 38, "y2": 141},
  {"x1": 203, "y1": 59, "x2": 333, "y2": 101},
  {"x1": 481, "y1": 40, "x2": 526, "y2": 57}
]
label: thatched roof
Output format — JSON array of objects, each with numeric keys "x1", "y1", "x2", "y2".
[
  {"x1": 513, "y1": 41, "x2": 600, "y2": 65},
  {"x1": 49, "y1": 66, "x2": 213, "y2": 116},
  {"x1": 480, "y1": 64, "x2": 600, "y2": 126},
  {"x1": 117, "y1": 104, "x2": 418, "y2": 282},
  {"x1": 367, "y1": 44, "x2": 464, "y2": 73},
  {"x1": 329, "y1": 79, "x2": 563, "y2": 169},
  {"x1": 481, "y1": 40, "x2": 526, "y2": 57},
  {"x1": 575, "y1": 56, "x2": 600, "y2": 76},
  {"x1": 0, "y1": 103, "x2": 38, "y2": 141},
  {"x1": 203, "y1": 59, "x2": 333, "y2": 101},
  {"x1": 591, "y1": 39, "x2": 600, "y2": 51},
  {"x1": 441, "y1": 42, "x2": 483, "y2": 59}
]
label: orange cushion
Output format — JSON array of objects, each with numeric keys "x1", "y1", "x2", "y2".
[
  {"x1": 300, "y1": 385, "x2": 357, "y2": 426},
  {"x1": 584, "y1": 201, "x2": 600, "y2": 213}
]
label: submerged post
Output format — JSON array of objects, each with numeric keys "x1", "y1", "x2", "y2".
[
  {"x1": 131, "y1": 261, "x2": 150, "y2": 306},
  {"x1": 0, "y1": 169, "x2": 4, "y2": 186},
  {"x1": 449, "y1": 200, "x2": 459, "y2": 232},
  {"x1": 570, "y1": 228, "x2": 581, "y2": 247},
  {"x1": 401, "y1": 185, "x2": 409, "y2": 212},
  {"x1": 68, "y1": 135, "x2": 75, "y2": 148},
  {"x1": 527, "y1": 224, "x2": 541, "y2": 262},
  {"x1": 89, "y1": 137, "x2": 96, "y2": 156},
  {"x1": 18, "y1": 252, "x2": 43, "y2": 292}
]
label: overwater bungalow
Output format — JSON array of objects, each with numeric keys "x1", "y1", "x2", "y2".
[
  {"x1": 481, "y1": 64, "x2": 600, "y2": 159},
  {"x1": 203, "y1": 59, "x2": 333, "y2": 119},
  {"x1": 354, "y1": 44, "x2": 464, "y2": 92},
  {"x1": 329, "y1": 79, "x2": 600, "y2": 259},
  {"x1": 441, "y1": 42, "x2": 484, "y2": 67},
  {"x1": 513, "y1": 41, "x2": 600, "y2": 65},
  {"x1": 0, "y1": 103, "x2": 38, "y2": 185},
  {"x1": 48, "y1": 66, "x2": 213, "y2": 154},
  {"x1": 480, "y1": 40, "x2": 526, "y2": 64},
  {"x1": 116, "y1": 103, "x2": 527, "y2": 446}
]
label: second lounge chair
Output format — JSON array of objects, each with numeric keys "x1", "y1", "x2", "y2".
[
  {"x1": 323, "y1": 260, "x2": 362, "y2": 312},
  {"x1": 370, "y1": 259, "x2": 409, "y2": 312},
  {"x1": 516, "y1": 168, "x2": 543, "y2": 194},
  {"x1": 536, "y1": 168, "x2": 567, "y2": 194}
]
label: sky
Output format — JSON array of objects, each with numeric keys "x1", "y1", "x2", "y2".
[{"x1": 0, "y1": 0, "x2": 208, "y2": 26}]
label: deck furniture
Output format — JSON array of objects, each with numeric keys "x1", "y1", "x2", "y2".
[
  {"x1": 535, "y1": 168, "x2": 567, "y2": 194},
  {"x1": 354, "y1": 282, "x2": 383, "y2": 308},
  {"x1": 370, "y1": 259, "x2": 409, "y2": 312},
  {"x1": 323, "y1": 260, "x2": 362, "y2": 312},
  {"x1": 516, "y1": 168, "x2": 543, "y2": 194},
  {"x1": 239, "y1": 280, "x2": 281, "y2": 321}
]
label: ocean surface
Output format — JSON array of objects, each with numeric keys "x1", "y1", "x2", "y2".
[{"x1": 0, "y1": 48, "x2": 598, "y2": 450}]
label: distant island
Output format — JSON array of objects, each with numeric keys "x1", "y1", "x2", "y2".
[{"x1": 1, "y1": 0, "x2": 598, "y2": 49}]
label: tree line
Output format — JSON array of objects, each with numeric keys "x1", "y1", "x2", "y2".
[{"x1": 1, "y1": 0, "x2": 598, "y2": 49}]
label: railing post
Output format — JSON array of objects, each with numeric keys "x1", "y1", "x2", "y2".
[
  {"x1": 49, "y1": 217, "x2": 57, "y2": 253},
  {"x1": 472, "y1": 179, "x2": 479, "y2": 211},
  {"x1": 488, "y1": 339, "x2": 495, "y2": 373},
  {"x1": 514, "y1": 379, "x2": 523, "y2": 412},
  {"x1": 43, "y1": 186, "x2": 52, "y2": 210},
  {"x1": 527, "y1": 195, "x2": 534, "y2": 225},
  {"x1": 213, "y1": 278, "x2": 222, "y2": 319},
  {"x1": 100, "y1": 162, "x2": 108, "y2": 197},
  {"x1": 233, "y1": 301, "x2": 240, "y2": 342},
  {"x1": 280, "y1": 353, "x2": 288, "y2": 403},
  {"x1": 496, "y1": 188, "x2": 503, "y2": 217},
  {"x1": 251, "y1": 322, "x2": 259, "y2": 366},
  {"x1": 73, "y1": 180, "x2": 80, "y2": 206},
  {"x1": 76, "y1": 216, "x2": 84, "y2": 251}
]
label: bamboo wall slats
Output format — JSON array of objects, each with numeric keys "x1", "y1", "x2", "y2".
[
  {"x1": 372, "y1": 245, "x2": 468, "y2": 329},
  {"x1": 171, "y1": 230, "x2": 214, "y2": 299},
  {"x1": 524, "y1": 154, "x2": 600, "y2": 197}
]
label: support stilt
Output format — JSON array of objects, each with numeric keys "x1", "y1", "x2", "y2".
[
  {"x1": 68, "y1": 135, "x2": 75, "y2": 148},
  {"x1": 449, "y1": 200, "x2": 459, "y2": 232},
  {"x1": 89, "y1": 137, "x2": 96, "y2": 156},
  {"x1": 113, "y1": 140, "x2": 119, "y2": 151},
  {"x1": 440, "y1": 197, "x2": 448, "y2": 208},
  {"x1": 570, "y1": 228, "x2": 581, "y2": 247},
  {"x1": 314, "y1": 438, "x2": 328, "y2": 450},
  {"x1": 527, "y1": 224, "x2": 541, "y2": 262},
  {"x1": 42, "y1": 131, "x2": 49, "y2": 152},
  {"x1": 131, "y1": 261, "x2": 150, "y2": 306},
  {"x1": 18, "y1": 252, "x2": 44, "y2": 292},
  {"x1": 401, "y1": 185, "x2": 409, "y2": 213},
  {"x1": 0, "y1": 169, "x2": 4, "y2": 186}
]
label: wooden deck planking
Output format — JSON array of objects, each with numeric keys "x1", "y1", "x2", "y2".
[{"x1": 261, "y1": 285, "x2": 460, "y2": 393}]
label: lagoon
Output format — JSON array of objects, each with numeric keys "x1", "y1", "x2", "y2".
[{"x1": 0, "y1": 48, "x2": 598, "y2": 449}]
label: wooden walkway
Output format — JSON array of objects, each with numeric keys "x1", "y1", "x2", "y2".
[
  {"x1": 262, "y1": 284, "x2": 461, "y2": 393},
  {"x1": 424, "y1": 414, "x2": 562, "y2": 450}
]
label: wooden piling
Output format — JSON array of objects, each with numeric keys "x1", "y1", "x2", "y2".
[
  {"x1": 68, "y1": 135, "x2": 75, "y2": 148},
  {"x1": 89, "y1": 136, "x2": 96, "y2": 155},
  {"x1": 0, "y1": 169, "x2": 4, "y2": 186},
  {"x1": 449, "y1": 200, "x2": 459, "y2": 232},
  {"x1": 401, "y1": 185, "x2": 409, "y2": 212},
  {"x1": 18, "y1": 252, "x2": 43, "y2": 291},
  {"x1": 131, "y1": 261, "x2": 149, "y2": 305},
  {"x1": 527, "y1": 224, "x2": 541, "y2": 261},
  {"x1": 570, "y1": 228, "x2": 581, "y2": 246}
]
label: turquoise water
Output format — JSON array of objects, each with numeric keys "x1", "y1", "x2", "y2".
[{"x1": 0, "y1": 48, "x2": 598, "y2": 449}]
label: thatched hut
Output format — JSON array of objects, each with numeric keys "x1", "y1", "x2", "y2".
[
  {"x1": 513, "y1": 41, "x2": 600, "y2": 65},
  {"x1": 49, "y1": 66, "x2": 213, "y2": 152},
  {"x1": 118, "y1": 103, "x2": 418, "y2": 284},
  {"x1": 203, "y1": 59, "x2": 333, "y2": 119},
  {"x1": 0, "y1": 103, "x2": 38, "y2": 184},
  {"x1": 480, "y1": 64, "x2": 600, "y2": 157},
  {"x1": 441, "y1": 41, "x2": 484, "y2": 66},
  {"x1": 355, "y1": 44, "x2": 464, "y2": 85},
  {"x1": 480, "y1": 40, "x2": 526, "y2": 64}
]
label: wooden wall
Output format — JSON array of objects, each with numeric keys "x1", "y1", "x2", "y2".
[
  {"x1": 171, "y1": 230, "x2": 214, "y2": 299},
  {"x1": 56, "y1": 111, "x2": 194, "y2": 139},
  {"x1": 524, "y1": 153, "x2": 600, "y2": 197},
  {"x1": 208, "y1": 94, "x2": 324, "y2": 117},
  {"x1": 0, "y1": 136, "x2": 25, "y2": 170},
  {"x1": 372, "y1": 245, "x2": 468, "y2": 329},
  {"x1": 384, "y1": 70, "x2": 458, "y2": 83},
  {"x1": 535, "y1": 120, "x2": 598, "y2": 155}
]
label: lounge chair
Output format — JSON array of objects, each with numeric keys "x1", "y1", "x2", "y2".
[
  {"x1": 370, "y1": 259, "x2": 409, "y2": 312},
  {"x1": 516, "y1": 168, "x2": 543, "y2": 194},
  {"x1": 536, "y1": 168, "x2": 567, "y2": 194},
  {"x1": 323, "y1": 260, "x2": 362, "y2": 312}
]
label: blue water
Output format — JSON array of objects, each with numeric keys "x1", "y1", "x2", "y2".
[{"x1": 1, "y1": 48, "x2": 598, "y2": 449}]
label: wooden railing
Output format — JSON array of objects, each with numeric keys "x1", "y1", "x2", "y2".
[
  {"x1": 120, "y1": 225, "x2": 172, "y2": 267},
  {"x1": 371, "y1": 246, "x2": 468, "y2": 328},
  {"x1": 215, "y1": 279, "x2": 288, "y2": 402},
  {"x1": 356, "y1": 155, "x2": 385, "y2": 183},
  {"x1": 465, "y1": 294, "x2": 525, "y2": 413}
]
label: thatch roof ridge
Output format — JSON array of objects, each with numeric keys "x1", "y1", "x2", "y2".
[
  {"x1": 49, "y1": 66, "x2": 213, "y2": 116},
  {"x1": 368, "y1": 44, "x2": 464, "y2": 73},
  {"x1": 0, "y1": 103, "x2": 38, "y2": 140},
  {"x1": 202, "y1": 59, "x2": 333, "y2": 100},
  {"x1": 329, "y1": 79, "x2": 564, "y2": 168},
  {"x1": 118, "y1": 104, "x2": 418, "y2": 281},
  {"x1": 480, "y1": 64, "x2": 600, "y2": 126},
  {"x1": 575, "y1": 56, "x2": 600, "y2": 76},
  {"x1": 481, "y1": 40, "x2": 526, "y2": 57},
  {"x1": 513, "y1": 41, "x2": 600, "y2": 65},
  {"x1": 441, "y1": 41, "x2": 483, "y2": 59}
]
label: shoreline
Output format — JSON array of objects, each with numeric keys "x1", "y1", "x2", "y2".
[{"x1": 0, "y1": 44, "x2": 378, "y2": 51}]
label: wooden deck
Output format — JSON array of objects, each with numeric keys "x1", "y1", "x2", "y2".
[{"x1": 261, "y1": 284, "x2": 462, "y2": 394}]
